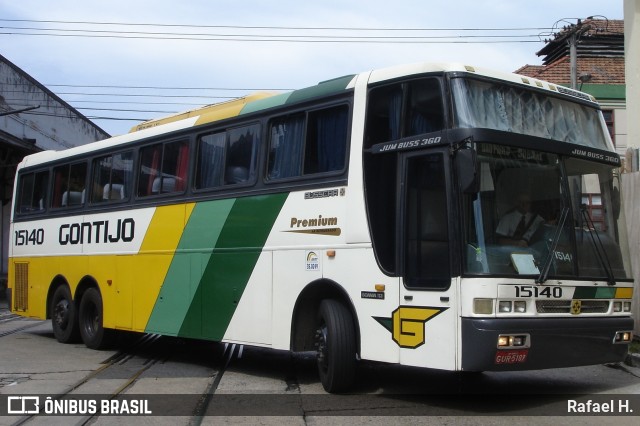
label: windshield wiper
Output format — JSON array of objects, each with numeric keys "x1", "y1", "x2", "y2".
[
  {"x1": 536, "y1": 207, "x2": 569, "y2": 284},
  {"x1": 580, "y1": 204, "x2": 616, "y2": 286}
]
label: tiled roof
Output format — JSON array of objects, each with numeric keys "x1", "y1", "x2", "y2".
[
  {"x1": 515, "y1": 18, "x2": 625, "y2": 85},
  {"x1": 516, "y1": 56, "x2": 625, "y2": 85}
]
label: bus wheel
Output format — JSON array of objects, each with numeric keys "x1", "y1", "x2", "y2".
[
  {"x1": 51, "y1": 285, "x2": 80, "y2": 343},
  {"x1": 315, "y1": 299, "x2": 356, "y2": 393},
  {"x1": 79, "y1": 288, "x2": 112, "y2": 349}
]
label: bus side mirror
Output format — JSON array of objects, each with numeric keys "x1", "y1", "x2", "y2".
[{"x1": 456, "y1": 149, "x2": 479, "y2": 194}]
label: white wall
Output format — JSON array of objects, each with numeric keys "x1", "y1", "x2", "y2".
[{"x1": 624, "y1": 0, "x2": 640, "y2": 335}]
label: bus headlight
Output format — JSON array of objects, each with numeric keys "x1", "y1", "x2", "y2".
[
  {"x1": 498, "y1": 301, "x2": 512, "y2": 313},
  {"x1": 623, "y1": 302, "x2": 632, "y2": 312},
  {"x1": 613, "y1": 301, "x2": 622, "y2": 312},
  {"x1": 514, "y1": 301, "x2": 527, "y2": 313}
]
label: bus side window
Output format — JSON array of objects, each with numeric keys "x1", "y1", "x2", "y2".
[
  {"x1": 365, "y1": 78, "x2": 443, "y2": 148},
  {"x1": 16, "y1": 171, "x2": 49, "y2": 213},
  {"x1": 268, "y1": 114, "x2": 305, "y2": 180},
  {"x1": 138, "y1": 141, "x2": 188, "y2": 197},
  {"x1": 225, "y1": 124, "x2": 259, "y2": 185},
  {"x1": 195, "y1": 124, "x2": 260, "y2": 190},
  {"x1": 267, "y1": 105, "x2": 348, "y2": 181},
  {"x1": 91, "y1": 151, "x2": 133, "y2": 203},
  {"x1": 305, "y1": 105, "x2": 348, "y2": 175},
  {"x1": 52, "y1": 162, "x2": 87, "y2": 208}
]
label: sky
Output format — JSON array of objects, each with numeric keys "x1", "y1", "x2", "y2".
[{"x1": 0, "y1": 0, "x2": 625, "y2": 136}]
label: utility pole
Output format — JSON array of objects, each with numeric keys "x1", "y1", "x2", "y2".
[
  {"x1": 569, "y1": 29, "x2": 578, "y2": 89},
  {"x1": 565, "y1": 19, "x2": 588, "y2": 90}
]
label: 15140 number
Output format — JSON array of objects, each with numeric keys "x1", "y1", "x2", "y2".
[
  {"x1": 514, "y1": 285, "x2": 562, "y2": 298},
  {"x1": 14, "y1": 228, "x2": 44, "y2": 246}
]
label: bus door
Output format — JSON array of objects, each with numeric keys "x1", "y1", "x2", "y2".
[{"x1": 398, "y1": 151, "x2": 457, "y2": 370}]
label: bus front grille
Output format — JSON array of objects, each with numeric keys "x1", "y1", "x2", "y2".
[
  {"x1": 13, "y1": 263, "x2": 29, "y2": 312},
  {"x1": 536, "y1": 300, "x2": 609, "y2": 314}
]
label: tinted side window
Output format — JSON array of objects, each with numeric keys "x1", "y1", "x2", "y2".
[
  {"x1": 138, "y1": 140, "x2": 189, "y2": 197},
  {"x1": 365, "y1": 78, "x2": 443, "y2": 148},
  {"x1": 90, "y1": 151, "x2": 133, "y2": 203},
  {"x1": 16, "y1": 171, "x2": 49, "y2": 214},
  {"x1": 267, "y1": 104, "x2": 349, "y2": 180},
  {"x1": 305, "y1": 106, "x2": 349, "y2": 174},
  {"x1": 268, "y1": 114, "x2": 305, "y2": 180},
  {"x1": 195, "y1": 123, "x2": 260, "y2": 190},
  {"x1": 52, "y1": 162, "x2": 87, "y2": 208}
]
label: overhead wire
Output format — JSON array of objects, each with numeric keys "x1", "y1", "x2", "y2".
[
  {"x1": 0, "y1": 18, "x2": 554, "y2": 123},
  {"x1": 0, "y1": 18, "x2": 547, "y2": 44}
]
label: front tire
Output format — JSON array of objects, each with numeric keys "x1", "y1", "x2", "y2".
[
  {"x1": 79, "y1": 287, "x2": 113, "y2": 349},
  {"x1": 51, "y1": 285, "x2": 80, "y2": 343},
  {"x1": 315, "y1": 299, "x2": 356, "y2": 393}
]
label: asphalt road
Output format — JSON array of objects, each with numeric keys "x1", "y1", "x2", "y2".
[{"x1": 1, "y1": 298, "x2": 639, "y2": 425}]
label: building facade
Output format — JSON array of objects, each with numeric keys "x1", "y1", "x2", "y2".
[{"x1": 0, "y1": 53, "x2": 110, "y2": 290}]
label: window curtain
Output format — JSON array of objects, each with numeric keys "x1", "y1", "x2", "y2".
[
  {"x1": 175, "y1": 143, "x2": 189, "y2": 191},
  {"x1": 388, "y1": 88, "x2": 403, "y2": 140},
  {"x1": 119, "y1": 152, "x2": 133, "y2": 199},
  {"x1": 198, "y1": 133, "x2": 225, "y2": 188},
  {"x1": 316, "y1": 107, "x2": 348, "y2": 173},
  {"x1": 451, "y1": 79, "x2": 608, "y2": 150},
  {"x1": 144, "y1": 147, "x2": 161, "y2": 195},
  {"x1": 269, "y1": 116, "x2": 305, "y2": 179}
]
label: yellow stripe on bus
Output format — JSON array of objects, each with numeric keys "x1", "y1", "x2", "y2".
[{"x1": 128, "y1": 203, "x2": 196, "y2": 330}]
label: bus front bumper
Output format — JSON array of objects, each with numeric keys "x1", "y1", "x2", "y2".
[{"x1": 461, "y1": 316, "x2": 633, "y2": 371}]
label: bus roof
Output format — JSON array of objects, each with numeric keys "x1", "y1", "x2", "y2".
[
  {"x1": 17, "y1": 62, "x2": 597, "y2": 170},
  {"x1": 129, "y1": 74, "x2": 358, "y2": 133}
]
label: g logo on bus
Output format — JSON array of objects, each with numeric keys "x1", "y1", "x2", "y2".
[
  {"x1": 374, "y1": 306, "x2": 447, "y2": 349},
  {"x1": 571, "y1": 300, "x2": 582, "y2": 315}
]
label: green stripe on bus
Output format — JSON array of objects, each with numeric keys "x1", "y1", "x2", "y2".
[
  {"x1": 179, "y1": 193, "x2": 288, "y2": 340},
  {"x1": 573, "y1": 287, "x2": 616, "y2": 299},
  {"x1": 145, "y1": 199, "x2": 235, "y2": 335}
]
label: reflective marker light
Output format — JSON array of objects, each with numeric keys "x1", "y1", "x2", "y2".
[
  {"x1": 498, "y1": 301, "x2": 512, "y2": 313},
  {"x1": 474, "y1": 299, "x2": 493, "y2": 314},
  {"x1": 613, "y1": 301, "x2": 622, "y2": 312}
]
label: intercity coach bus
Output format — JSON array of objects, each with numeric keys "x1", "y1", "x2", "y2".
[{"x1": 8, "y1": 62, "x2": 634, "y2": 392}]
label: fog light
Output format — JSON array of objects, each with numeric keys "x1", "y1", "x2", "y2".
[
  {"x1": 497, "y1": 336, "x2": 510, "y2": 347},
  {"x1": 614, "y1": 331, "x2": 632, "y2": 343},
  {"x1": 623, "y1": 302, "x2": 631, "y2": 312},
  {"x1": 498, "y1": 301, "x2": 512, "y2": 313},
  {"x1": 514, "y1": 301, "x2": 527, "y2": 313},
  {"x1": 511, "y1": 335, "x2": 526, "y2": 346},
  {"x1": 474, "y1": 299, "x2": 493, "y2": 314},
  {"x1": 497, "y1": 334, "x2": 530, "y2": 349},
  {"x1": 613, "y1": 301, "x2": 622, "y2": 312}
]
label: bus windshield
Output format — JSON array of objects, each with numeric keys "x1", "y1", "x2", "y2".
[
  {"x1": 451, "y1": 78, "x2": 610, "y2": 150},
  {"x1": 463, "y1": 143, "x2": 633, "y2": 282}
]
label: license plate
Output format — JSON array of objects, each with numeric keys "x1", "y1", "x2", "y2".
[{"x1": 495, "y1": 349, "x2": 528, "y2": 364}]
